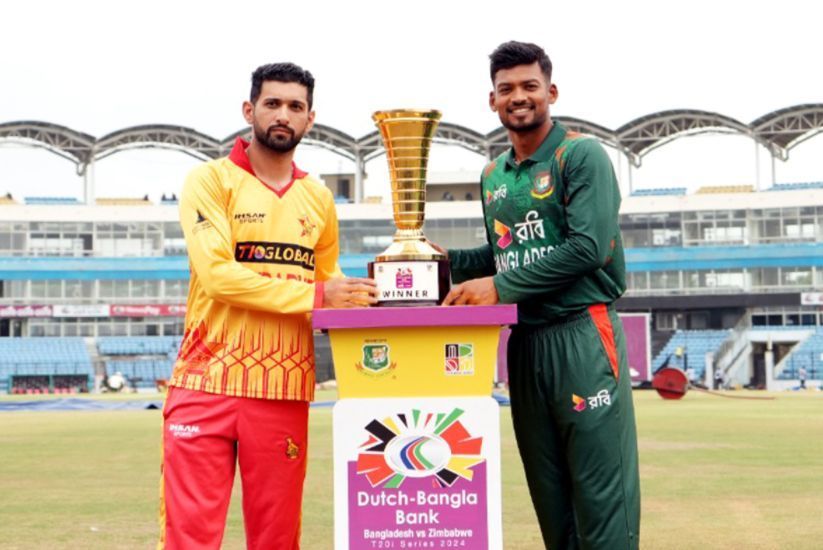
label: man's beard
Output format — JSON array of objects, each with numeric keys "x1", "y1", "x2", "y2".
[
  {"x1": 253, "y1": 123, "x2": 304, "y2": 153},
  {"x1": 500, "y1": 106, "x2": 548, "y2": 134}
]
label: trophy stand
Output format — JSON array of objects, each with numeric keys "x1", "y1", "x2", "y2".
[
  {"x1": 368, "y1": 109, "x2": 450, "y2": 306},
  {"x1": 313, "y1": 305, "x2": 517, "y2": 550}
]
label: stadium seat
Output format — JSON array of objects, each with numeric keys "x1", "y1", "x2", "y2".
[{"x1": 652, "y1": 330, "x2": 730, "y2": 380}]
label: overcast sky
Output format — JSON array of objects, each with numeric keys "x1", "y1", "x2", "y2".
[{"x1": 1, "y1": 0, "x2": 821, "y2": 201}]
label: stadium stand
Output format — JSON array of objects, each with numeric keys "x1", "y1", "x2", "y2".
[
  {"x1": 0, "y1": 337, "x2": 93, "y2": 393},
  {"x1": 695, "y1": 185, "x2": 754, "y2": 194},
  {"x1": 24, "y1": 197, "x2": 80, "y2": 205},
  {"x1": 768, "y1": 181, "x2": 823, "y2": 191},
  {"x1": 98, "y1": 336, "x2": 180, "y2": 390},
  {"x1": 652, "y1": 330, "x2": 730, "y2": 380},
  {"x1": 95, "y1": 197, "x2": 152, "y2": 206},
  {"x1": 630, "y1": 187, "x2": 687, "y2": 197},
  {"x1": 2, "y1": 111, "x2": 822, "y2": 392},
  {"x1": 776, "y1": 328, "x2": 823, "y2": 380}
]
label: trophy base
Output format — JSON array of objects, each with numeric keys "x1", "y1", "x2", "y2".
[{"x1": 368, "y1": 258, "x2": 450, "y2": 307}]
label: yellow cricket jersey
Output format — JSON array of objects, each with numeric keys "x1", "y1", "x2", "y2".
[{"x1": 169, "y1": 137, "x2": 342, "y2": 401}]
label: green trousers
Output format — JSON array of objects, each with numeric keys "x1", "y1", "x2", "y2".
[{"x1": 507, "y1": 304, "x2": 640, "y2": 549}]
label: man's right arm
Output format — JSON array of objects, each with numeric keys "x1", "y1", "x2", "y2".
[
  {"x1": 447, "y1": 244, "x2": 496, "y2": 284},
  {"x1": 181, "y1": 165, "x2": 374, "y2": 314}
]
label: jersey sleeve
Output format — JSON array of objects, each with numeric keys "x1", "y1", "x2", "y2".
[
  {"x1": 493, "y1": 140, "x2": 621, "y2": 303},
  {"x1": 447, "y1": 169, "x2": 497, "y2": 284},
  {"x1": 448, "y1": 244, "x2": 496, "y2": 284},
  {"x1": 180, "y1": 164, "x2": 320, "y2": 314},
  {"x1": 314, "y1": 191, "x2": 343, "y2": 281}
]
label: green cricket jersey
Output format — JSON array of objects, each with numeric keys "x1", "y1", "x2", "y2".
[{"x1": 449, "y1": 121, "x2": 626, "y2": 326}]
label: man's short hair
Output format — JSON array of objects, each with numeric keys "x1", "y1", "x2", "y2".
[
  {"x1": 250, "y1": 62, "x2": 315, "y2": 108},
  {"x1": 489, "y1": 41, "x2": 552, "y2": 84}
]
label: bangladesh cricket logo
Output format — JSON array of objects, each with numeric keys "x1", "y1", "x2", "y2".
[
  {"x1": 355, "y1": 341, "x2": 396, "y2": 374},
  {"x1": 356, "y1": 408, "x2": 484, "y2": 488},
  {"x1": 531, "y1": 171, "x2": 554, "y2": 199}
]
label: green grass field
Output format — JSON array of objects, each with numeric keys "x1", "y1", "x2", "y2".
[{"x1": 1, "y1": 390, "x2": 822, "y2": 549}]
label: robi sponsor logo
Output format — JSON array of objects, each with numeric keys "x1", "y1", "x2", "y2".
[
  {"x1": 494, "y1": 220, "x2": 513, "y2": 249},
  {"x1": 485, "y1": 185, "x2": 507, "y2": 206},
  {"x1": 572, "y1": 390, "x2": 612, "y2": 412}
]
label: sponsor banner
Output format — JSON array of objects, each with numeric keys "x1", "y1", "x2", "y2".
[
  {"x1": 373, "y1": 261, "x2": 439, "y2": 303},
  {"x1": 110, "y1": 304, "x2": 187, "y2": 317},
  {"x1": 801, "y1": 292, "x2": 823, "y2": 306},
  {"x1": 620, "y1": 313, "x2": 652, "y2": 384},
  {"x1": 52, "y1": 304, "x2": 111, "y2": 318},
  {"x1": 0, "y1": 305, "x2": 53, "y2": 318},
  {"x1": 334, "y1": 397, "x2": 502, "y2": 550}
]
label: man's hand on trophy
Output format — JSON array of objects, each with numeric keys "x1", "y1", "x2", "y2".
[
  {"x1": 323, "y1": 277, "x2": 379, "y2": 308},
  {"x1": 442, "y1": 276, "x2": 499, "y2": 306},
  {"x1": 426, "y1": 239, "x2": 448, "y2": 259}
]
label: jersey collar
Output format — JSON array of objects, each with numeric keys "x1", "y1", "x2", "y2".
[
  {"x1": 228, "y1": 137, "x2": 308, "y2": 198},
  {"x1": 504, "y1": 120, "x2": 567, "y2": 171}
]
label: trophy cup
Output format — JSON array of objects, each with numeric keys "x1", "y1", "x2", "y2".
[{"x1": 367, "y1": 109, "x2": 450, "y2": 306}]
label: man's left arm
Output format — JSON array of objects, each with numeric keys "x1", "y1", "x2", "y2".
[
  {"x1": 493, "y1": 140, "x2": 620, "y2": 303},
  {"x1": 314, "y1": 192, "x2": 344, "y2": 282}
]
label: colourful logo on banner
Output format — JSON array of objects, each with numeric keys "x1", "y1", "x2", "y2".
[
  {"x1": 494, "y1": 220, "x2": 513, "y2": 249},
  {"x1": 395, "y1": 267, "x2": 413, "y2": 289},
  {"x1": 356, "y1": 408, "x2": 484, "y2": 489},
  {"x1": 572, "y1": 394, "x2": 587, "y2": 412},
  {"x1": 444, "y1": 343, "x2": 474, "y2": 376}
]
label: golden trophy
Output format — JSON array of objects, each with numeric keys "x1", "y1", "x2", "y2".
[{"x1": 367, "y1": 109, "x2": 450, "y2": 306}]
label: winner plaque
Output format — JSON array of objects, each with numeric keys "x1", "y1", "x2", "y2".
[{"x1": 368, "y1": 109, "x2": 450, "y2": 306}]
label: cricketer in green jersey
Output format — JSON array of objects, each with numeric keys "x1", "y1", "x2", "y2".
[{"x1": 442, "y1": 41, "x2": 641, "y2": 549}]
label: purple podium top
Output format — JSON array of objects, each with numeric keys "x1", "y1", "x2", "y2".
[{"x1": 312, "y1": 304, "x2": 517, "y2": 330}]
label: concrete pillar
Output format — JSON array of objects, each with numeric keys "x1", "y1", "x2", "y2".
[{"x1": 354, "y1": 154, "x2": 365, "y2": 203}]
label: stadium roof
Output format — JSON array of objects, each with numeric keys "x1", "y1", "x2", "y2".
[{"x1": 1, "y1": 104, "x2": 821, "y2": 175}]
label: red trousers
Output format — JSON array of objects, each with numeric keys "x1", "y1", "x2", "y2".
[{"x1": 158, "y1": 387, "x2": 309, "y2": 549}]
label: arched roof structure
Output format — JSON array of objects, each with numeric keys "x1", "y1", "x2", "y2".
[
  {"x1": 750, "y1": 104, "x2": 823, "y2": 160},
  {"x1": 0, "y1": 121, "x2": 95, "y2": 173},
  {"x1": 616, "y1": 110, "x2": 753, "y2": 166},
  {"x1": 2, "y1": 104, "x2": 821, "y2": 177}
]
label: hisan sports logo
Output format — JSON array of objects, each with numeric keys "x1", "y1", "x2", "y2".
[
  {"x1": 356, "y1": 408, "x2": 484, "y2": 489},
  {"x1": 168, "y1": 423, "x2": 200, "y2": 438}
]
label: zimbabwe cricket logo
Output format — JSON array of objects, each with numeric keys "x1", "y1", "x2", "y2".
[{"x1": 298, "y1": 215, "x2": 316, "y2": 237}]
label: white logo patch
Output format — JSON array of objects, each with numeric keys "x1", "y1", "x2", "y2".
[{"x1": 168, "y1": 423, "x2": 201, "y2": 438}]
